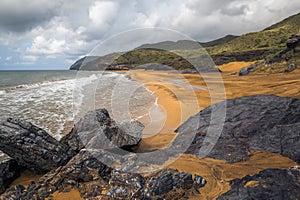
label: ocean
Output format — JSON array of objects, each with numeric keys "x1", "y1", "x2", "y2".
[{"x1": 0, "y1": 70, "x2": 156, "y2": 139}]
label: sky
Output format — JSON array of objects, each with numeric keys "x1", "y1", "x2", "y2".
[{"x1": 0, "y1": 0, "x2": 300, "y2": 70}]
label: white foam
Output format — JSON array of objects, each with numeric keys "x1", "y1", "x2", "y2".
[{"x1": 0, "y1": 72, "x2": 157, "y2": 140}]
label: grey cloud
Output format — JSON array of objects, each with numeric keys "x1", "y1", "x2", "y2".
[
  {"x1": 0, "y1": 0, "x2": 61, "y2": 32},
  {"x1": 221, "y1": 4, "x2": 249, "y2": 16},
  {"x1": 1, "y1": 0, "x2": 300, "y2": 66}
]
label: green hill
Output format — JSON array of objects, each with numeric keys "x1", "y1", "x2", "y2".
[
  {"x1": 207, "y1": 12, "x2": 300, "y2": 55},
  {"x1": 70, "y1": 12, "x2": 300, "y2": 70}
]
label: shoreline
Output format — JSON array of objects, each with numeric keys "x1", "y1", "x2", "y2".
[
  {"x1": 5, "y1": 66, "x2": 300, "y2": 199},
  {"x1": 129, "y1": 68, "x2": 299, "y2": 199}
]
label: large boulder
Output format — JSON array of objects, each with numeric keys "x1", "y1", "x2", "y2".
[
  {"x1": 0, "y1": 152, "x2": 20, "y2": 194},
  {"x1": 176, "y1": 95, "x2": 300, "y2": 163},
  {"x1": 61, "y1": 108, "x2": 144, "y2": 152},
  {"x1": 0, "y1": 118, "x2": 76, "y2": 173},
  {"x1": 218, "y1": 167, "x2": 300, "y2": 200}
]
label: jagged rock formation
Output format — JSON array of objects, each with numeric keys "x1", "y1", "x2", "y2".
[
  {"x1": 218, "y1": 167, "x2": 300, "y2": 200},
  {"x1": 0, "y1": 118, "x2": 76, "y2": 173},
  {"x1": 177, "y1": 95, "x2": 300, "y2": 163},
  {"x1": 60, "y1": 108, "x2": 144, "y2": 152},
  {"x1": 0, "y1": 109, "x2": 205, "y2": 199},
  {"x1": 1, "y1": 149, "x2": 206, "y2": 199}
]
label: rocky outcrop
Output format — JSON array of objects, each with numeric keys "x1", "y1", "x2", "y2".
[
  {"x1": 239, "y1": 63, "x2": 259, "y2": 76},
  {"x1": 0, "y1": 118, "x2": 76, "y2": 173},
  {"x1": 218, "y1": 167, "x2": 300, "y2": 200},
  {"x1": 0, "y1": 148, "x2": 111, "y2": 199},
  {"x1": 177, "y1": 95, "x2": 300, "y2": 163},
  {"x1": 60, "y1": 109, "x2": 144, "y2": 152},
  {"x1": 239, "y1": 34, "x2": 300, "y2": 75},
  {"x1": 286, "y1": 34, "x2": 300, "y2": 51},
  {"x1": 1, "y1": 149, "x2": 206, "y2": 199},
  {"x1": 213, "y1": 49, "x2": 272, "y2": 66},
  {"x1": 0, "y1": 153, "x2": 20, "y2": 194},
  {"x1": 103, "y1": 168, "x2": 206, "y2": 200}
]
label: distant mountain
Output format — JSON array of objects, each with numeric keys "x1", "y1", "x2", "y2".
[
  {"x1": 136, "y1": 35, "x2": 238, "y2": 50},
  {"x1": 201, "y1": 35, "x2": 238, "y2": 47},
  {"x1": 70, "y1": 53, "x2": 121, "y2": 71},
  {"x1": 70, "y1": 12, "x2": 300, "y2": 70}
]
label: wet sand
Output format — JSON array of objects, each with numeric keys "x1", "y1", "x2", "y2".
[{"x1": 129, "y1": 65, "x2": 300, "y2": 199}]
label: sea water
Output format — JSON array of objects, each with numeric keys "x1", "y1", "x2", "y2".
[{"x1": 0, "y1": 70, "x2": 156, "y2": 139}]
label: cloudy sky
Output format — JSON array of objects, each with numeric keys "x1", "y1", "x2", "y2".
[{"x1": 0, "y1": 0, "x2": 300, "y2": 70}]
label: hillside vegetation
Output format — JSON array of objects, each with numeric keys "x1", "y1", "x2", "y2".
[
  {"x1": 207, "y1": 12, "x2": 300, "y2": 55},
  {"x1": 70, "y1": 12, "x2": 300, "y2": 70}
]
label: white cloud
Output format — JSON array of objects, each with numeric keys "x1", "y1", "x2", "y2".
[
  {"x1": 21, "y1": 55, "x2": 38, "y2": 63},
  {"x1": 89, "y1": 1, "x2": 118, "y2": 29},
  {"x1": 5, "y1": 56, "x2": 12, "y2": 61},
  {"x1": 28, "y1": 36, "x2": 67, "y2": 55}
]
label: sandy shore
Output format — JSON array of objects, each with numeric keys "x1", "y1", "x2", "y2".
[{"x1": 129, "y1": 65, "x2": 300, "y2": 199}]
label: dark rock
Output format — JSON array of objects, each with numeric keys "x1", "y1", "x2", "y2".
[
  {"x1": 193, "y1": 174, "x2": 207, "y2": 188},
  {"x1": 149, "y1": 172, "x2": 174, "y2": 195},
  {"x1": 286, "y1": 34, "x2": 300, "y2": 51},
  {"x1": 1, "y1": 182, "x2": 38, "y2": 200},
  {"x1": 173, "y1": 172, "x2": 193, "y2": 189},
  {"x1": 239, "y1": 63, "x2": 259, "y2": 76},
  {"x1": 177, "y1": 95, "x2": 300, "y2": 163},
  {"x1": 240, "y1": 34, "x2": 300, "y2": 75},
  {"x1": 103, "y1": 168, "x2": 206, "y2": 200},
  {"x1": 212, "y1": 50, "x2": 273, "y2": 66},
  {"x1": 218, "y1": 167, "x2": 300, "y2": 200},
  {"x1": 1, "y1": 149, "x2": 111, "y2": 199},
  {"x1": 78, "y1": 181, "x2": 103, "y2": 199},
  {"x1": 0, "y1": 118, "x2": 76, "y2": 173},
  {"x1": 37, "y1": 149, "x2": 111, "y2": 191},
  {"x1": 61, "y1": 109, "x2": 144, "y2": 152},
  {"x1": 106, "y1": 187, "x2": 129, "y2": 199},
  {"x1": 106, "y1": 65, "x2": 129, "y2": 70},
  {"x1": 0, "y1": 153, "x2": 20, "y2": 194},
  {"x1": 109, "y1": 170, "x2": 146, "y2": 192}
]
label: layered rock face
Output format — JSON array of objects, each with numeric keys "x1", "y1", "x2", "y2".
[
  {"x1": 60, "y1": 108, "x2": 144, "y2": 152},
  {"x1": 177, "y1": 95, "x2": 300, "y2": 163},
  {"x1": 218, "y1": 167, "x2": 300, "y2": 200},
  {"x1": 0, "y1": 118, "x2": 76, "y2": 173}
]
